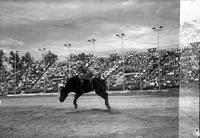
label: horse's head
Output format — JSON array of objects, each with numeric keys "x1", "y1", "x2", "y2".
[{"x1": 58, "y1": 86, "x2": 68, "y2": 102}]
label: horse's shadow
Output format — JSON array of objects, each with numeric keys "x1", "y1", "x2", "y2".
[{"x1": 65, "y1": 108, "x2": 120, "y2": 115}]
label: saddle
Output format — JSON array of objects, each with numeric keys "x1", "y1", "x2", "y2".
[{"x1": 79, "y1": 74, "x2": 94, "y2": 92}]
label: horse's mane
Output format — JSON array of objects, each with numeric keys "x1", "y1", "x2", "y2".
[
  {"x1": 68, "y1": 75, "x2": 104, "y2": 81},
  {"x1": 67, "y1": 75, "x2": 80, "y2": 82},
  {"x1": 63, "y1": 75, "x2": 80, "y2": 88},
  {"x1": 66, "y1": 75, "x2": 106, "y2": 86}
]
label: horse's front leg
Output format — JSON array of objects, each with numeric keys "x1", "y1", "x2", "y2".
[{"x1": 73, "y1": 93, "x2": 82, "y2": 110}]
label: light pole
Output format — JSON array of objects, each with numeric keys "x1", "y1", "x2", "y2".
[
  {"x1": 193, "y1": 19, "x2": 200, "y2": 30},
  {"x1": 38, "y1": 48, "x2": 46, "y2": 94},
  {"x1": 14, "y1": 50, "x2": 18, "y2": 95},
  {"x1": 64, "y1": 44, "x2": 72, "y2": 53},
  {"x1": 88, "y1": 39, "x2": 96, "y2": 56},
  {"x1": 64, "y1": 43, "x2": 72, "y2": 77},
  {"x1": 152, "y1": 26, "x2": 163, "y2": 90},
  {"x1": 116, "y1": 33, "x2": 125, "y2": 91}
]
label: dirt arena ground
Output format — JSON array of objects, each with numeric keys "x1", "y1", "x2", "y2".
[{"x1": 0, "y1": 92, "x2": 198, "y2": 138}]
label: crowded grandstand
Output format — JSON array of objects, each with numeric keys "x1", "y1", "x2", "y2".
[{"x1": 0, "y1": 42, "x2": 199, "y2": 95}]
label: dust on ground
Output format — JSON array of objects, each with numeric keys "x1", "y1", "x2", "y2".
[{"x1": 0, "y1": 95, "x2": 196, "y2": 138}]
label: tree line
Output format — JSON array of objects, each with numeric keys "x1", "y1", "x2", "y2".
[{"x1": 0, "y1": 50, "x2": 58, "y2": 73}]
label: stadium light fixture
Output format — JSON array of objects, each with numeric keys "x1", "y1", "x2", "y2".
[
  {"x1": 64, "y1": 44, "x2": 72, "y2": 57},
  {"x1": 64, "y1": 43, "x2": 72, "y2": 77},
  {"x1": 193, "y1": 19, "x2": 200, "y2": 26},
  {"x1": 116, "y1": 33, "x2": 125, "y2": 91},
  {"x1": 38, "y1": 48, "x2": 47, "y2": 94},
  {"x1": 64, "y1": 43, "x2": 72, "y2": 56},
  {"x1": 64, "y1": 43, "x2": 72, "y2": 48},
  {"x1": 152, "y1": 26, "x2": 164, "y2": 91},
  {"x1": 88, "y1": 39, "x2": 96, "y2": 56},
  {"x1": 38, "y1": 48, "x2": 46, "y2": 52}
]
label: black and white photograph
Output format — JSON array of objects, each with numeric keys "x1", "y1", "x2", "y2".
[{"x1": 0, "y1": 0, "x2": 199, "y2": 137}]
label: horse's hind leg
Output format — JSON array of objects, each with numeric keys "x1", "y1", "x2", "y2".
[
  {"x1": 105, "y1": 96, "x2": 111, "y2": 111},
  {"x1": 96, "y1": 91, "x2": 111, "y2": 111}
]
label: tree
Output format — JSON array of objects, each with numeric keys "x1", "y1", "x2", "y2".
[
  {"x1": 21, "y1": 52, "x2": 33, "y2": 65},
  {"x1": 43, "y1": 50, "x2": 58, "y2": 66},
  {"x1": 8, "y1": 51, "x2": 21, "y2": 72},
  {"x1": 76, "y1": 53, "x2": 87, "y2": 61},
  {"x1": 19, "y1": 52, "x2": 34, "y2": 74},
  {"x1": 0, "y1": 50, "x2": 5, "y2": 70},
  {"x1": 108, "y1": 53, "x2": 120, "y2": 62},
  {"x1": 98, "y1": 57, "x2": 107, "y2": 63}
]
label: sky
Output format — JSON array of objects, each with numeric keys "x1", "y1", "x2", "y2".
[
  {"x1": 0, "y1": 0, "x2": 180, "y2": 60},
  {"x1": 180, "y1": 0, "x2": 200, "y2": 23},
  {"x1": 180, "y1": 0, "x2": 200, "y2": 44}
]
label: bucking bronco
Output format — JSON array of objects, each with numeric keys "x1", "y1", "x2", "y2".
[{"x1": 58, "y1": 75, "x2": 111, "y2": 111}]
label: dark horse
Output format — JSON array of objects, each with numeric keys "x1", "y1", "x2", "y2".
[{"x1": 58, "y1": 76, "x2": 111, "y2": 111}]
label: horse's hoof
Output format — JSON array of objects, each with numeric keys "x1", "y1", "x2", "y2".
[
  {"x1": 73, "y1": 107, "x2": 78, "y2": 111},
  {"x1": 72, "y1": 109, "x2": 77, "y2": 112},
  {"x1": 74, "y1": 105, "x2": 77, "y2": 110}
]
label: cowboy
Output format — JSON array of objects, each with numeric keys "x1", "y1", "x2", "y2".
[
  {"x1": 77, "y1": 65, "x2": 94, "y2": 93},
  {"x1": 78, "y1": 65, "x2": 93, "y2": 80}
]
